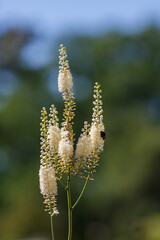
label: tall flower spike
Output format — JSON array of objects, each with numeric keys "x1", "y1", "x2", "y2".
[
  {"x1": 90, "y1": 82, "x2": 105, "y2": 152},
  {"x1": 82, "y1": 83, "x2": 105, "y2": 180},
  {"x1": 40, "y1": 107, "x2": 50, "y2": 166},
  {"x1": 58, "y1": 44, "x2": 73, "y2": 93},
  {"x1": 40, "y1": 107, "x2": 59, "y2": 215},
  {"x1": 48, "y1": 104, "x2": 62, "y2": 180},
  {"x1": 57, "y1": 45, "x2": 76, "y2": 174},
  {"x1": 39, "y1": 165, "x2": 58, "y2": 216},
  {"x1": 58, "y1": 44, "x2": 76, "y2": 132}
]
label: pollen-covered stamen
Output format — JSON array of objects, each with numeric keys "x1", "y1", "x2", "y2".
[
  {"x1": 39, "y1": 165, "x2": 57, "y2": 195},
  {"x1": 75, "y1": 135, "x2": 92, "y2": 158},
  {"x1": 58, "y1": 138, "x2": 73, "y2": 160},
  {"x1": 39, "y1": 165, "x2": 59, "y2": 216},
  {"x1": 48, "y1": 125, "x2": 61, "y2": 150},
  {"x1": 58, "y1": 71, "x2": 73, "y2": 93},
  {"x1": 75, "y1": 121, "x2": 92, "y2": 159},
  {"x1": 90, "y1": 123, "x2": 105, "y2": 152},
  {"x1": 74, "y1": 121, "x2": 92, "y2": 176}
]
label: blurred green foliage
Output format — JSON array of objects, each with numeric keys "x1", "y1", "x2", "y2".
[{"x1": 0, "y1": 27, "x2": 160, "y2": 240}]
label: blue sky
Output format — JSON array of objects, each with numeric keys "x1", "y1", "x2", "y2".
[
  {"x1": 0, "y1": 0, "x2": 160, "y2": 37},
  {"x1": 0, "y1": 0, "x2": 160, "y2": 104},
  {"x1": 1, "y1": 0, "x2": 160, "y2": 69}
]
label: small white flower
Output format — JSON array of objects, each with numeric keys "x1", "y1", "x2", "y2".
[
  {"x1": 53, "y1": 209, "x2": 59, "y2": 215},
  {"x1": 90, "y1": 123, "x2": 105, "y2": 151},
  {"x1": 48, "y1": 125, "x2": 61, "y2": 150},
  {"x1": 58, "y1": 70, "x2": 73, "y2": 92},
  {"x1": 61, "y1": 130, "x2": 69, "y2": 139},
  {"x1": 75, "y1": 135, "x2": 92, "y2": 158},
  {"x1": 58, "y1": 138, "x2": 73, "y2": 159},
  {"x1": 39, "y1": 165, "x2": 57, "y2": 195},
  {"x1": 98, "y1": 122, "x2": 105, "y2": 131}
]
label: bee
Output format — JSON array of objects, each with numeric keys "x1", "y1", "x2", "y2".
[{"x1": 100, "y1": 131, "x2": 106, "y2": 140}]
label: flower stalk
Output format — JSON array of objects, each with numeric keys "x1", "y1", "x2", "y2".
[
  {"x1": 67, "y1": 174, "x2": 72, "y2": 240},
  {"x1": 50, "y1": 215, "x2": 55, "y2": 240},
  {"x1": 72, "y1": 175, "x2": 90, "y2": 211}
]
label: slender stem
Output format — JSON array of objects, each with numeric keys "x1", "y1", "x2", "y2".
[
  {"x1": 72, "y1": 175, "x2": 89, "y2": 211},
  {"x1": 50, "y1": 215, "x2": 55, "y2": 240},
  {"x1": 67, "y1": 174, "x2": 72, "y2": 240}
]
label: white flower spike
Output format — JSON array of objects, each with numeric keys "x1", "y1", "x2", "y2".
[
  {"x1": 58, "y1": 44, "x2": 73, "y2": 92},
  {"x1": 39, "y1": 165, "x2": 57, "y2": 195},
  {"x1": 48, "y1": 125, "x2": 61, "y2": 150}
]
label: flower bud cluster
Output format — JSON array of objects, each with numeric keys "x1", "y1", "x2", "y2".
[
  {"x1": 92, "y1": 82, "x2": 103, "y2": 125},
  {"x1": 39, "y1": 107, "x2": 59, "y2": 215},
  {"x1": 40, "y1": 107, "x2": 50, "y2": 166},
  {"x1": 59, "y1": 44, "x2": 70, "y2": 72},
  {"x1": 48, "y1": 104, "x2": 59, "y2": 125}
]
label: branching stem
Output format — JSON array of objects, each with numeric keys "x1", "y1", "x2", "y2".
[{"x1": 72, "y1": 175, "x2": 90, "y2": 211}]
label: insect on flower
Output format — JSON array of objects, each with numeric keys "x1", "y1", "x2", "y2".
[{"x1": 100, "y1": 131, "x2": 106, "y2": 140}]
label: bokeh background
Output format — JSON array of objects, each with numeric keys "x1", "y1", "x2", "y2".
[{"x1": 0, "y1": 1, "x2": 160, "y2": 239}]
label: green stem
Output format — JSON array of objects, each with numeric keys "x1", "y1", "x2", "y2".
[
  {"x1": 50, "y1": 215, "x2": 55, "y2": 240},
  {"x1": 67, "y1": 174, "x2": 72, "y2": 240},
  {"x1": 72, "y1": 175, "x2": 89, "y2": 211}
]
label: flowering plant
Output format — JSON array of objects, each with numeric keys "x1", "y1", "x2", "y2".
[{"x1": 39, "y1": 45, "x2": 105, "y2": 240}]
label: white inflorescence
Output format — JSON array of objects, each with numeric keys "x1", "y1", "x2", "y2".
[
  {"x1": 61, "y1": 130, "x2": 69, "y2": 139},
  {"x1": 58, "y1": 44, "x2": 73, "y2": 93},
  {"x1": 90, "y1": 123, "x2": 105, "y2": 152},
  {"x1": 39, "y1": 165, "x2": 57, "y2": 195},
  {"x1": 90, "y1": 82, "x2": 105, "y2": 152},
  {"x1": 39, "y1": 45, "x2": 106, "y2": 217},
  {"x1": 58, "y1": 138, "x2": 73, "y2": 159},
  {"x1": 75, "y1": 135, "x2": 92, "y2": 159},
  {"x1": 58, "y1": 70, "x2": 73, "y2": 92},
  {"x1": 48, "y1": 125, "x2": 61, "y2": 149}
]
